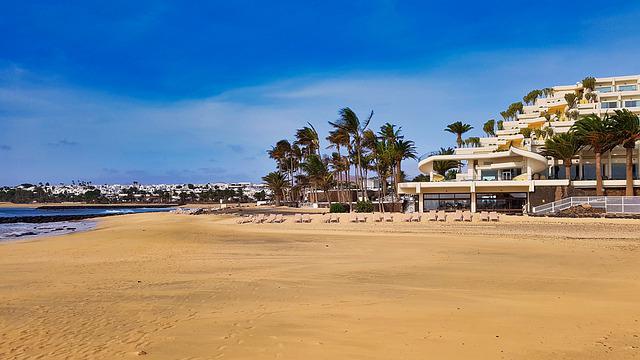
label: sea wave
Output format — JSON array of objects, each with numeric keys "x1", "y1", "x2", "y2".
[{"x1": 0, "y1": 221, "x2": 95, "y2": 241}]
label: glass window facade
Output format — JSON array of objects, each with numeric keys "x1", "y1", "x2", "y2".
[
  {"x1": 423, "y1": 193, "x2": 471, "y2": 211},
  {"x1": 551, "y1": 165, "x2": 578, "y2": 180},
  {"x1": 624, "y1": 100, "x2": 639, "y2": 108},
  {"x1": 481, "y1": 170, "x2": 497, "y2": 181},
  {"x1": 611, "y1": 163, "x2": 626, "y2": 180},
  {"x1": 596, "y1": 86, "x2": 612, "y2": 93},
  {"x1": 618, "y1": 85, "x2": 638, "y2": 92},
  {"x1": 601, "y1": 101, "x2": 618, "y2": 109},
  {"x1": 500, "y1": 168, "x2": 522, "y2": 180},
  {"x1": 476, "y1": 193, "x2": 527, "y2": 212}
]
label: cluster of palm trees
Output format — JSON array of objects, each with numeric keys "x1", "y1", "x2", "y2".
[
  {"x1": 542, "y1": 109, "x2": 640, "y2": 196},
  {"x1": 263, "y1": 107, "x2": 417, "y2": 208}
]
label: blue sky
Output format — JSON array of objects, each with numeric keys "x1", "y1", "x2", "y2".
[{"x1": 1, "y1": 1, "x2": 640, "y2": 185}]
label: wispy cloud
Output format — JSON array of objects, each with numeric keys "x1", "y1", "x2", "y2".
[
  {"x1": 1, "y1": 42, "x2": 639, "y2": 185},
  {"x1": 47, "y1": 139, "x2": 78, "y2": 147}
]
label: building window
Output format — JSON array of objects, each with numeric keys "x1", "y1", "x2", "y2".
[
  {"x1": 552, "y1": 165, "x2": 578, "y2": 180},
  {"x1": 601, "y1": 101, "x2": 618, "y2": 109},
  {"x1": 481, "y1": 170, "x2": 497, "y2": 181},
  {"x1": 582, "y1": 163, "x2": 596, "y2": 180},
  {"x1": 618, "y1": 85, "x2": 638, "y2": 92},
  {"x1": 596, "y1": 86, "x2": 612, "y2": 93},
  {"x1": 423, "y1": 193, "x2": 470, "y2": 211},
  {"x1": 611, "y1": 163, "x2": 626, "y2": 180},
  {"x1": 624, "y1": 100, "x2": 639, "y2": 108},
  {"x1": 476, "y1": 193, "x2": 527, "y2": 212},
  {"x1": 500, "y1": 168, "x2": 522, "y2": 181}
]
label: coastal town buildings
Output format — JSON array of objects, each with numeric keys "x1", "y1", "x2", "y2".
[
  {"x1": 398, "y1": 75, "x2": 640, "y2": 213},
  {"x1": 3, "y1": 182, "x2": 268, "y2": 203}
]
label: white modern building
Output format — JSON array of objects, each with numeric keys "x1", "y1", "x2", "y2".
[{"x1": 399, "y1": 75, "x2": 640, "y2": 213}]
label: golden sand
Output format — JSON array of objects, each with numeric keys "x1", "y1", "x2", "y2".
[{"x1": 1, "y1": 212, "x2": 640, "y2": 359}]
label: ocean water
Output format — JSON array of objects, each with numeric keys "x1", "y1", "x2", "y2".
[
  {"x1": 0, "y1": 207, "x2": 174, "y2": 218},
  {"x1": 0, "y1": 221, "x2": 96, "y2": 240},
  {"x1": 0, "y1": 206, "x2": 175, "y2": 241}
]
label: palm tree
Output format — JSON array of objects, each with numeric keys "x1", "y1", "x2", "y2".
[
  {"x1": 328, "y1": 107, "x2": 374, "y2": 201},
  {"x1": 444, "y1": 121, "x2": 473, "y2": 148},
  {"x1": 582, "y1": 76, "x2": 596, "y2": 91},
  {"x1": 570, "y1": 114, "x2": 616, "y2": 195},
  {"x1": 300, "y1": 154, "x2": 333, "y2": 204},
  {"x1": 483, "y1": 119, "x2": 496, "y2": 137},
  {"x1": 379, "y1": 122, "x2": 401, "y2": 144},
  {"x1": 520, "y1": 128, "x2": 533, "y2": 138},
  {"x1": 262, "y1": 172, "x2": 289, "y2": 206},
  {"x1": 267, "y1": 140, "x2": 291, "y2": 172},
  {"x1": 610, "y1": 109, "x2": 640, "y2": 196},
  {"x1": 564, "y1": 93, "x2": 578, "y2": 109},
  {"x1": 431, "y1": 147, "x2": 460, "y2": 176},
  {"x1": 394, "y1": 139, "x2": 417, "y2": 189},
  {"x1": 523, "y1": 89, "x2": 542, "y2": 105},
  {"x1": 295, "y1": 123, "x2": 321, "y2": 157},
  {"x1": 326, "y1": 128, "x2": 350, "y2": 201},
  {"x1": 328, "y1": 151, "x2": 349, "y2": 200},
  {"x1": 542, "y1": 133, "x2": 583, "y2": 184}
]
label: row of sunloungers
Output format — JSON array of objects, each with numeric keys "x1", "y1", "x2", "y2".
[
  {"x1": 424, "y1": 210, "x2": 499, "y2": 222},
  {"x1": 236, "y1": 213, "x2": 286, "y2": 224},
  {"x1": 237, "y1": 211, "x2": 500, "y2": 224}
]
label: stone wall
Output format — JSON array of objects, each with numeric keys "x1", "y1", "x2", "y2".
[{"x1": 529, "y1": 186, "x2": 562, "y2": 208}]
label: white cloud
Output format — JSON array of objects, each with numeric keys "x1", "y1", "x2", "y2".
[{"x1": 1, "y1": 43, "x2": 639, "y2": 184}]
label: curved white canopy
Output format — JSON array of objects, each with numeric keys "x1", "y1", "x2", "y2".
[{"x1": 418, "y1": 147, "x2": 547, "y2": 174}]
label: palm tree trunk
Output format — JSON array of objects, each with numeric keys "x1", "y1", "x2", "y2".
[
  {"x1": 564, "y1": 161, "x2": 572, "y2": 198},
  {"x1": 376, "y1": 163, "x2": 384, "y2": 213},
  {"x1": 626, "y1": 146, "x2": 634, "y2": 196},
  {"x1": 595, "y1": 151, "x2": 603, "y2": 196},
  {"x1": 356, "y1": 147, "x2": 363, "y2": 201},
  {"x1": 395, "y1": 160, "x2": 402, "y2": 195}
]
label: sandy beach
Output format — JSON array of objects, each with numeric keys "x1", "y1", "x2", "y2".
[{"x1": 1, "y1": 211, "x2": 640, "y2": 359}]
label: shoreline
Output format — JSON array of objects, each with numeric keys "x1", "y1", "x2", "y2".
[
  {"x1": 0, "y1": 212, "x2": 124, "y2": 224},
  {"x1": 0, "y1": 219, "x2": 96, "y2": 242}
]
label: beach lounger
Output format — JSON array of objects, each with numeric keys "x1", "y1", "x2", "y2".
[
  {"x1": 437, "y1": 211, "x2": 447, "y2": 222},
  {"x1": 452, "y1": 210, "x2": 463, "y2": 222},
  {"x1": 350, "y1": 215, "x2": 359, "y2": 223},
  {"x1": 373, "y1": 214, "x2": 384, "y2": 222},
  {"x1": 273, "y1": 214, "x2": 285, "y2": 223},
  {"x1": 329, "y1": 214, "x2": 340, "y2": 223},
  {"x1": 302, "y1": 214, "x2": 312, "y2": 223},
  {"x1": 403, "y1": 214, "x2": 413, "y2": 222},
  {"x1": 264, "y1": 214, "x2": 276, "y2": 223},
  {"x1": 294, "y1": 214, "x2": 303, "y2": 223},
  {"x1": 462, "y1": 211, "x2": 472, "y2": 222},
  {"x1": 384, "y1": 214, "x2": 393, "y2": 222},
  {"x1": 358, "y1": 215, "x2": 367, "y2": 223},
  {"x1": 480, "y1": 211, "x2": 489, "y2": 222},
  {"x1": 411, "y1": 213, "x2": 421, "y2": 222},
  {"x1": 489, "y1": 211, "x2": 500, "y2": 222},
  {"x1": 323, "y1": 214, "x2": 332, "y2": 223},
  {"x1": 236, "y1": 215, "x2": 252, "y2": 224},
  {"x1": 427, "y1": 210, "x2": 437, "y2": 221}
]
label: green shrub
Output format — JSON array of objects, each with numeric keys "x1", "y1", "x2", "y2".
[
  {"x1": 329, "y1": 203, "x2": 349, "y2": 213},
  {"x1": 354, "y1": 200, "x2": 374, "y2": 213}
]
